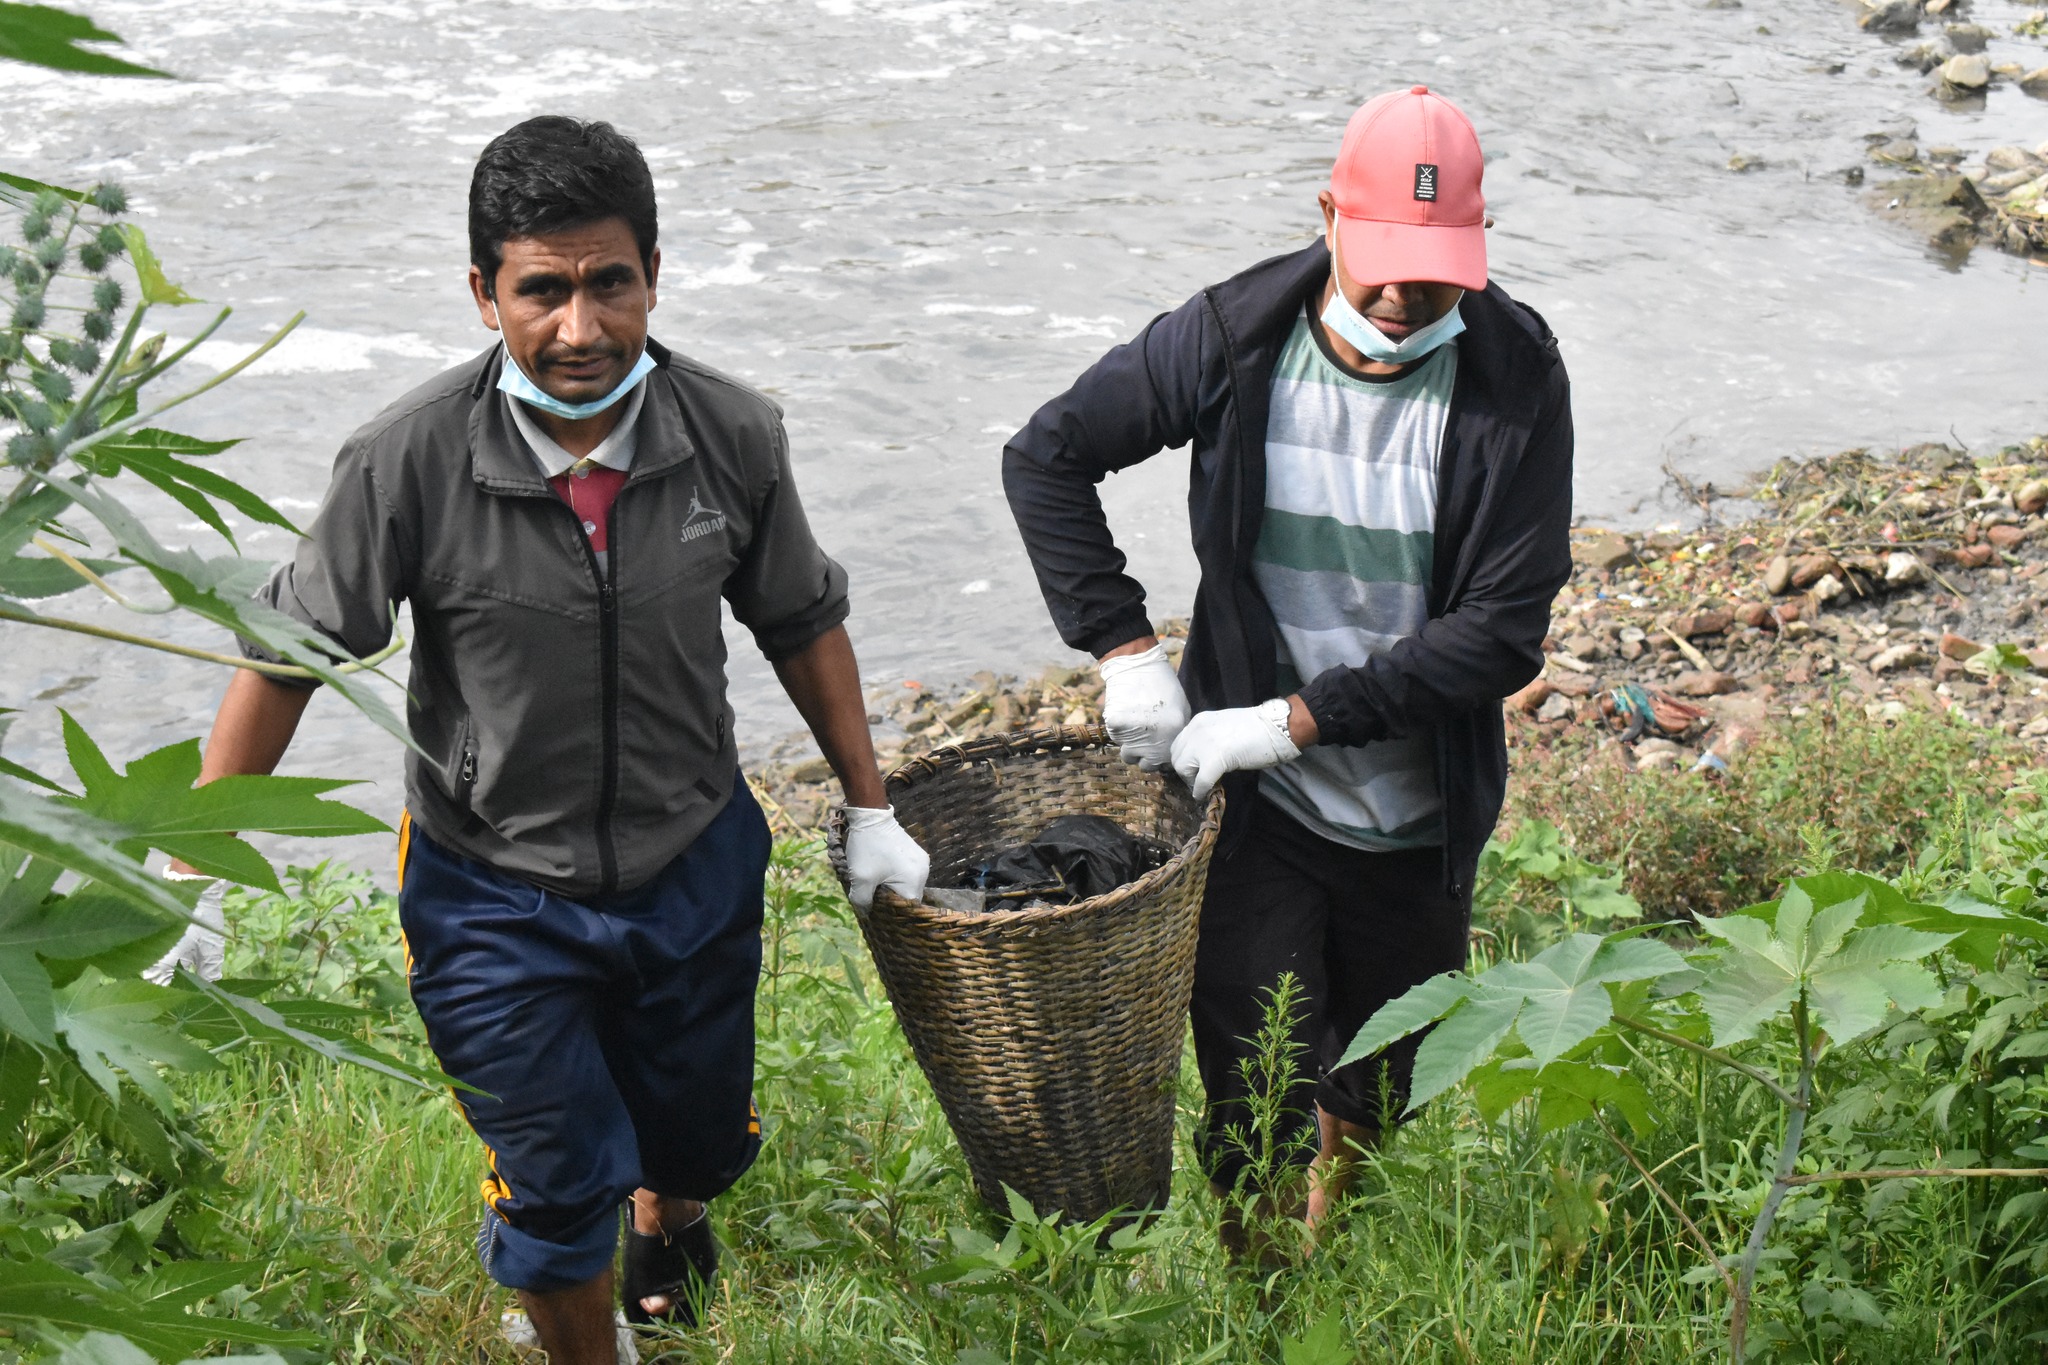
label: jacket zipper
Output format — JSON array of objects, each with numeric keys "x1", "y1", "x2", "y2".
[
  {"x1": 594, "y1": 503, "x2": 621, "y2": 896},
  {"x1": 557, "y1": 490, "x2": 622, "y2": 895},
  {"x1": 458, "y1": 721, "x2": 478, "y2": 801}
]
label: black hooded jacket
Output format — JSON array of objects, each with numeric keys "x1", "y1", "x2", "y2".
[{"x1": 1001, "y1": 242, "x2": 1574, "y2": 897}]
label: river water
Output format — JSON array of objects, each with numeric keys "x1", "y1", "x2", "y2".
[{"x1": 7, "y1": 0, "x2": 2048, "y2": 876}]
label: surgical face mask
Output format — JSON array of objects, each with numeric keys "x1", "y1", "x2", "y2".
[
  {"x1": 496, "y1": 346, "x2": 657, "y2": 421},
  {"x1": 1321, "y1": 228, "x2": 1466, "y2": 365}
]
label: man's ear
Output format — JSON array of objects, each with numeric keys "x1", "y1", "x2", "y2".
[
  {"x1": 467, "y1": 263, "x2": 501, "y2": 332},
  {"x1": 644, "y1": 246, "x2": 661, "y2": 314}
]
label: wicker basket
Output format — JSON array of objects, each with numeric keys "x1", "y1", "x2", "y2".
[{"x1": 828, "y1": 726, "x2": 1223, "y2": 1221}]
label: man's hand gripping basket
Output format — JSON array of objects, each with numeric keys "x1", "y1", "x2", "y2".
[{"x1": 829, "y1": 725, "x2": 1223, "y2": 1221}]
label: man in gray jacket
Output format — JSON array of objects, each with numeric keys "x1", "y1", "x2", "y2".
[{"x1": 178, "y1": 116, "x2": 927, "y2": 1359}]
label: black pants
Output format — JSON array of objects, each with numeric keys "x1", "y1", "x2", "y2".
[{"x1": 1192, "y1": 795, "x2": 1473, "y2": 1193}]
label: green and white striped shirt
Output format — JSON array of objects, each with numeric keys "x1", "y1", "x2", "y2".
[{"x1": 1251, "y1": 306, "x2": 1456, "y2": 851}]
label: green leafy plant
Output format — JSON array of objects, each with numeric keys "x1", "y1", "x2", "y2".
[
  {"x1": 1504, "y1": 698, "x2": 2013, "y2": 919},
  {"x1": 1473, "y1": 816, "x2": 1642, "y2": 959},
  {"x1": 1339, "y1": 872, "x2": 2048, "y2": 1362},
  {"x1": 0, "y1": 13, "x2": 445, "y2": 1359}
]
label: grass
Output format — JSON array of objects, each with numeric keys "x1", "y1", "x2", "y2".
[
  {"x1": 142, "y1": 705, "x2": 2048, "y2": 1363},
  {"x1": 1503, "y1": 695, "x2": 2026, "y2": 919}
]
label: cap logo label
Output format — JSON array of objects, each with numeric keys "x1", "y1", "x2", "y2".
[{"x1": 1414, "y1": 163, "x2": 1438, "y2": 201}]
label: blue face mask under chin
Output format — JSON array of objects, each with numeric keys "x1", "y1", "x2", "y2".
[
  {"x1": 1319, "y1": 231, "x2": 1466, "y2": 366},
  {"x1": 496, "y1": 346, "x2": 657, "y2": 421}
]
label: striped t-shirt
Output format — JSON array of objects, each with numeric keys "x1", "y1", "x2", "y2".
[{"x1": 1250, "y1": 306, "x2": 1456, "y2": 851}]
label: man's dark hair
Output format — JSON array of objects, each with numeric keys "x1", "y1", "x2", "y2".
[{"x1": 468, "y1": 116, "x2": 658, "y2": 296}]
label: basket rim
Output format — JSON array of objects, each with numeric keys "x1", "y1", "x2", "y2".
[{"x1": 835, "y1": 724, "x2": 1225, "y2": 929}]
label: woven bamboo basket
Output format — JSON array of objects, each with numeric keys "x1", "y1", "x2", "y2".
[{"x1": 828, "y1": 725, "x2": 1223, "y2": 1221}]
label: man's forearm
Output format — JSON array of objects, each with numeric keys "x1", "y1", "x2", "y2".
[
  {"x1": 771, "y1": 624, "x2": 887, "y2": 808},
  {"x1": 199, "y1": 670, "x2": 315, "y2": 782}
]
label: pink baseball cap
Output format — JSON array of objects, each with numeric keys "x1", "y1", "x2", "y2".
[{"x1": 1329, "y1": 86, "x2": 1487, "y2": 292}]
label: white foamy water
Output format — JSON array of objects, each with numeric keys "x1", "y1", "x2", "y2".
[{"x1": 7, "y1": 0, "x2": 2048, "y2": 877}]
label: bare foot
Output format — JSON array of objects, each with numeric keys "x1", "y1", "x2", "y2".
[{"x1": 1305, "y1": 1105, "x2": 1379, "y2": 1234}]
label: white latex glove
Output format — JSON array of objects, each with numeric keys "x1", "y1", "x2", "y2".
[
  {"x1": 144, "y1": 870, "x2": 226, "y2": 985},
  {"x1": 1098, "y1": 642, "x2": 1192, "y2": 770},
  {"x1": 1169, "y1": 700, "x2": 1302, "y2": 803},
  {"x1": 844, "y1": 805, "x2": 931, "y2": 910}
]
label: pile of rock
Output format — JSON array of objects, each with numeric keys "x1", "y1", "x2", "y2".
[
  {"x1": 1847, "y1": 0, "x2": 2048, "y2": 263},
  {"x1": 1862, "y1": 0, "x2": 2048, "y2": 95},
  {"x1": 1516, "y1": 436, "x2": 2048, "y2": 774},
  {"x1": 1867, "y1": 140, "x2": 2048, "y2": 260}
]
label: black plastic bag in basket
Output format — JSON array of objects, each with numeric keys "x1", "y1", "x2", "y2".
[{"x1": 966, "y1": 814, "x2": 1174, "y2": 904}]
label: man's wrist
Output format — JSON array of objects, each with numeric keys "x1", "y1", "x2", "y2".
[
  {"x1": 1097, "y1": 634, "x2": 1160, "y2": 663},
  {"x1": 841, "y1": 768, "x2": 889, "y2": 809},
  {"x1": 1285, "y1": 694, "x2": 1320, "y2": 749}
]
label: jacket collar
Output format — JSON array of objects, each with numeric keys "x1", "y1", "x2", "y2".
[{"x1": 468, "y1": 337, "x2": 697, "y2": 495}]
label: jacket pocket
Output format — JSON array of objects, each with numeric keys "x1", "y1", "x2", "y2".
[{"x1": 451, "y1": 713, "x2": 478, "y2": 812}]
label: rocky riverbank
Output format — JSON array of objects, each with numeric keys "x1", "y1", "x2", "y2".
[
  {"x1": 750, "y1": 434, "x2": 2048, "y2": 829},
  {"x1": 1850, "y1": 0, "x2": 2048, "y2": 262}
]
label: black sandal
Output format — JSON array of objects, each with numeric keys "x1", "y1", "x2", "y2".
[{"x1": 621, "y1": 1205, "x2": 718, "y2": 1328}]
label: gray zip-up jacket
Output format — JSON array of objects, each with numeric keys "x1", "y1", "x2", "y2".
[{"x1": 244, "y1": 339, "x2": 849, "y2": 898}]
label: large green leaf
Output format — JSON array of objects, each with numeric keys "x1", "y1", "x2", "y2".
[
  {"x1": 1698, "y1": 884, "x2": 1959, "y2": 1046},
  {"x1": 0, "y1": 863, "x2": 64, "y2": 1047},
  {"x1": 89, "y1": 429, "x2": 298, "y2": 548},
  {"x1": 1487, "y1": 934, "x2": 1687, "y2": 1068},
  {"x1": 61, "y1": 714, "x2": 387, "y2": 891},
  {"x1": 1340, "y1": 932, "x2": 1687, "y2": 1098},
  {"x1": 48, "y1": 1333, "x2": 157, "y2": 1365},
  {"x1": 0, "y1": 1257, "x2": 317, "y2": 1358},
  {"x1": 179, "y1": 974, "x2": 455, "y2": 1093},
  {"x1": 1693, "y1": 954, "x2": 1798, "y2": 1048},
  {"x1": 0, "y1": 484, "x2": 74, "y2": 556},
  {"x1": 26, "y1": 881, "x2": 184, "y2": 979},
  {"x1": 1806, "y1": 925, "x2": 1954, "y2": 1043},
  {"x1": 1407, "y1": 991, "x2": 1523, "y2": 1111},
  {"x1": 0, "y1": 781, "x2": 191, "y2": 925},
  {"x1": 1784, "y1": 870, "x2": 2048, "y2": 968},
  {"x1": 1468, "y1": 1054, "x2": 1541, "y2": 1123},
  {"x1": 1334, "y1": 971, "x2": 1473, "y2": 1069},
  {"x1": 0, "y1": 2, "x2": 168, "y2": 77},
  {"x1": 53, "y1": 968, "x2": 216, "y2": 1109},
  {"x1": 1530, "y1": 1060, "x2": 1658, "y2": 1137}
]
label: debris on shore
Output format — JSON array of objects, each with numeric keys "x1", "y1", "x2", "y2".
[
  {"x1": 753, "y1": 435, "x2": 2048, "y2": 829},
  {"x1": 1516, "y1": 434, "x2": 2048, "y2": 775}
]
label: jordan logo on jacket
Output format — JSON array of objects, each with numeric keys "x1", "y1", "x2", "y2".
[{"x1": 680, "y1": 487, "x2": 726, "y2": 544}]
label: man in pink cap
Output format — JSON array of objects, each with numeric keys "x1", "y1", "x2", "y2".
[{"x1": 1004, "y1": 87, "x2": 1572, "y2": 1252}]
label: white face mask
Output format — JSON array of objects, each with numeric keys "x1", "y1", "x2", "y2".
[
  {"x1": 497, "y1": 346, "x2": 656, "y2": 421},
  {"x1": 1321, "y1": 222, "x2": 1466, "y2": 365}
]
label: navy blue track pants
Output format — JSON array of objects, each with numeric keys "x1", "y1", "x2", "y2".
[{"x1": 398, "y1": 783, "x2": 770, "y2": 1291}]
